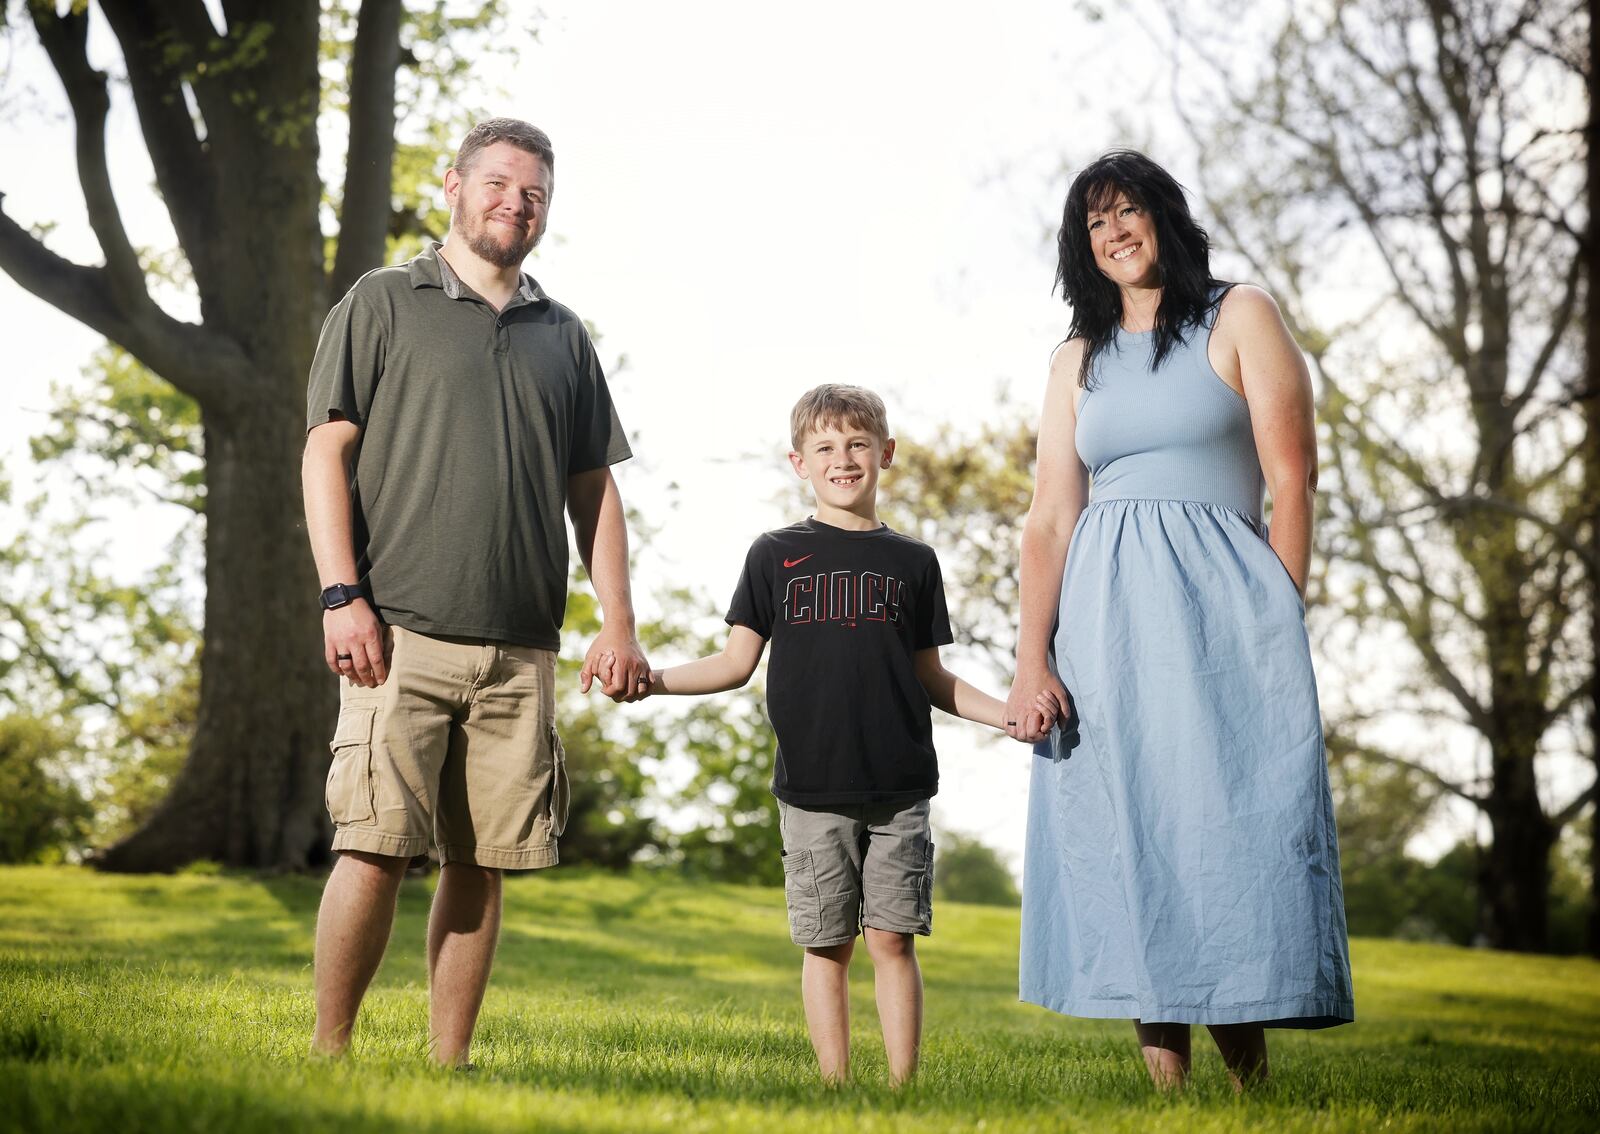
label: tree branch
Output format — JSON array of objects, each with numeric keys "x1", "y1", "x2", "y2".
[
  {"x1": 1509, "y1": 247, "x2": 1584, "y2": 414},
  {"x1": 0, "y1": 206, "x2": 254, "y2": 411},
  {"x1": 1390, "y1": 23, "x2": 1476, "y2": 341},
  {"x1": 1544, "y1": 678, "x2": 1597, "y2": 738},
  {"x1": 1428, "y1": 486, "x2": 1599, "y2": 576},
  {"x1": 2, "y1": 3, "x2": 260, "y2": 410},
  {"x1": 29, "y1": 2, "x2": 147, "y2": 313},
  {"x1": 1527, "y1": 560, "x2": 1579, "y2": 721},
  {"x1": 1349, "y1": 502, "x2": 1494, "y2": 733},
  {"x1": 112, "y1": 0, "x2": 235, "y2": 148},
  {"x1": 1265, "y1": 89, "x2": 1471, "y2": 366},
  {"x1": 330, "y1": 0, "x2": 404, "y2": 299},
  {"x1": 1325, "y1": 735, "x2": 1487, "y2": 807},
  {"x1": 1551, "y1": 779, "x2": 1597, "y2": 830},
  {"x1": 0, "y1": 603, "x2": 119, "y2": 714},
  {"x1": 95, "y1": 0, "x2": 224, "y2": 310}
]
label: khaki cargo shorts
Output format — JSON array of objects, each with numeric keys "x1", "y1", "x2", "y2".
[
  {"x1": 325, "y1": 625, "x2": 569, "y2": 869},
  {"x1": 778, "y1": 798, "x2": 935, "y2": 947}
]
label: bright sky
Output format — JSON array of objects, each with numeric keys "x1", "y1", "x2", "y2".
[{"x1": 1, "y1": 0, "x2": 1525, "y2": 873}]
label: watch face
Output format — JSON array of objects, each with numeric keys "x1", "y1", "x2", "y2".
[{"x1": 321, "y1": 584, "x2": 357, "y2": 610}]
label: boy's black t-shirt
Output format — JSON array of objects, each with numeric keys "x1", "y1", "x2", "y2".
[{"x1": 726, "y1": 517, "x2": 954, "y2": 806}]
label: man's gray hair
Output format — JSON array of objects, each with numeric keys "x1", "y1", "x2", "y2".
[{"x1": 453, "y1": 118, "x2": 554, "y2": 175}]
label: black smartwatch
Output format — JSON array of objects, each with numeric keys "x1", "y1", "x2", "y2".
[{"x1": 319, "y1": 582, "x2": 365, "y2": 611}]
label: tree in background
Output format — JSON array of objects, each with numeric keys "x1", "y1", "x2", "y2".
[
  {"x1": 934, "y1": 832, "x2": 1020, "y2": 907},
  {"x1": 615, "y1": 588, "x2": 780, "y2": 884},
  {"x1": 0, "y1": 713, "x2": 91, "y2": 864},
  {"x1": 553, "y1": 585, "x2": 666, "y2": 870},
  {"x1": 664, "y1": 689, "x2": 783, "y2": 885},
  {"x1": 1583, "y1": 0, "x2": 1599, "y2": 958},
  {"x1": 0, "y1": 439, "x2": 200, "y2": 854},
  {"x1": 1159, "y1": 0, "x2": 1594, "y2": 951},
  {"x1": 0, "y1": 1, "x2": 518, "y2": 870},
  {"x1": 884, "y1": 416, "x2": 1037, "y2": 674},
  {"x1": 3, "y1": 343, "x2": 205, "y2": 848}
]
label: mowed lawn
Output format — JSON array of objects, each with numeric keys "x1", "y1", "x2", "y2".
[{"x1": 1, "y1": 866, "x2": 1597, "y2": 1133}]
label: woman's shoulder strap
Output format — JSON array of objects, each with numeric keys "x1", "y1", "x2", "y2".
[{"x1": 1202, "y1": 282, "x2": 1237, "y2": 331}]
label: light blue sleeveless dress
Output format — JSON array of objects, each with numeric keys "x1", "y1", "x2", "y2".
[{"x1": 1020, "y1": 293, "x2": 1354, "y2": 1028}]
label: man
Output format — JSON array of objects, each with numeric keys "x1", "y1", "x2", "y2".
[{"x1": 301, "y1": 117, "x2": 650, "y2": 1066}]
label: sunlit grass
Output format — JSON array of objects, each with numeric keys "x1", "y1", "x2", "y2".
[{"x1": 2, "y1": 865, "x2": 1596, "y2": 1132}]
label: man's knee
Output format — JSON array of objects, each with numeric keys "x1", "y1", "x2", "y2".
[
  {"x1": 338, "y1": 849, "x2": 411, "y2": 881},
  {"x1": 440, "y1": 862, "x2": 502, "y2": 888}
]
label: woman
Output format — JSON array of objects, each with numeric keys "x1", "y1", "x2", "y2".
[{"x1": 1006, "y1": 150, "x2": 1353, "y2": 1089}]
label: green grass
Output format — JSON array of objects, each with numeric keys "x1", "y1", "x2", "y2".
[{"x1": 1, "y1": 865, "x2": 1596, "y2": 1132}]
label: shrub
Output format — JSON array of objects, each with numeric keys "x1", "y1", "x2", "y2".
[
  {"x1": 0, "y1": 714, "x2": 92, "y2": 863},
  {"x1": 935, "y1": 831, "x2": 1020, "y2": 906}
]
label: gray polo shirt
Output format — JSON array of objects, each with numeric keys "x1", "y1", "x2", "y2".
[{"x1": 306, "y1": 242, "x2": 632, "y2": 649}]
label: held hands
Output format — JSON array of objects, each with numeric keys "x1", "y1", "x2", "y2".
[
  {"x1": 1005, "y1": 666, "x2": 1071, "y2": 745},
  {"x1": 588, "y1": 650, "x2": 657, "y2": 702},
  {"x1": 580, "y1": 627, "x2": 652, "y2": 703},
  {"x1": 324, "y1": 598, "x2": 389, "y2": 687}
]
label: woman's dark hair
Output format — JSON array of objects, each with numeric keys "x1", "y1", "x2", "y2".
[{"x1": 1055, "y1": 150, "x2": 1228, "y2": 387}]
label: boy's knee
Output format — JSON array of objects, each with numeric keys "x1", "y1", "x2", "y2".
[
  {"x1": 863, "y1": 927, "x2": 915, "y2": 960},
  {"x1": 805, "y1": 940, "x2": 855, "y2": 965}
]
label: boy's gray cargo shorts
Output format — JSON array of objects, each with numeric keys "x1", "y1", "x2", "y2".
[{"x1": 777, "y1": 798, "x2": 935, "y2": 947}]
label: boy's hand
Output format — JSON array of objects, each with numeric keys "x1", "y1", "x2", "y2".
[{"x1": 592, "y1": 649, "x2": 617, "y2": 690}]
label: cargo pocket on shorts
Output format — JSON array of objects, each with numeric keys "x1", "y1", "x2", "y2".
[
  {"x1": 782, "y1": 849, "x2": 822, "y2": 942},
  {"x1": 326, "y1": 705, "x2": 376, "y2": 825},
  {"x1": 919, "y1": 840, "x2": 936, "y2": 926},
  {"x1": 548, "y1": 724, "x2": 570, "y2": 837}
]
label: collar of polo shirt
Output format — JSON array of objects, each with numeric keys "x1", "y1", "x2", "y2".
[{"x1": 409, "y1": 241, "x2": 545, "y2": 306}]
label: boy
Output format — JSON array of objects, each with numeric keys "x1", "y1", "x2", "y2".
[{"x1": 618, "y1": 384, "x2": 1044, "y2": 1086}]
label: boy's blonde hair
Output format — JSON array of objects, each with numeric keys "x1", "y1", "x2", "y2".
[{"x1": 789, "y1": 384, "x2": 891, "y2": 450}]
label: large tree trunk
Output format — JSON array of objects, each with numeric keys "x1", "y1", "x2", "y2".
[
  {"x1": 1476, "y1": 590, "x2": 1557, "y2": 950},
  {"x1": 97, "y1": 402, "x2": 335, "y2": 871},
  {"x1": 1586, "y1": 0, "x2": 1600, "y2": 960},
  {"x1": 91, "y1": 1, "x2": 341, "y2": 872},
  {"x1": 1480, "y1": 745, "x2": 1556, "y2": 951},
  {"x1": 1465, "y1": 273, "x2": 1556, "y2": 948}
]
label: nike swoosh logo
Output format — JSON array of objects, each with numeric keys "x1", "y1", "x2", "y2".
[{"x1": 783, "y1": 555, "x2": 814, "y2": 568}]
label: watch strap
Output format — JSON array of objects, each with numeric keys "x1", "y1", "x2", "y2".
[{"x1": 319, "y1": 582, "x2": 364, "y2": 611}]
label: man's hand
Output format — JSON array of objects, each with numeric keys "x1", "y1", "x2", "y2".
[
  {"x1": 588, "y1": 650, "x2": 656, "y2": 702},
  {"x1": 324, "y1": 598, "x2": 389, "y2": 687},
  {"x1": 581, "y1": 626, "x2": 651, "y2": 702}
]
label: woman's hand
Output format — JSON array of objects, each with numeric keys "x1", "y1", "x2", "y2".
[{"x1": 1006, "y1": 665, "x2": 1070, "y2": 744}]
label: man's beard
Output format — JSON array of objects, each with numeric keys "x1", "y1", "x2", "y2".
[{"x1": 460, "y1": 214, "x2": 541, "y2": 269}]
